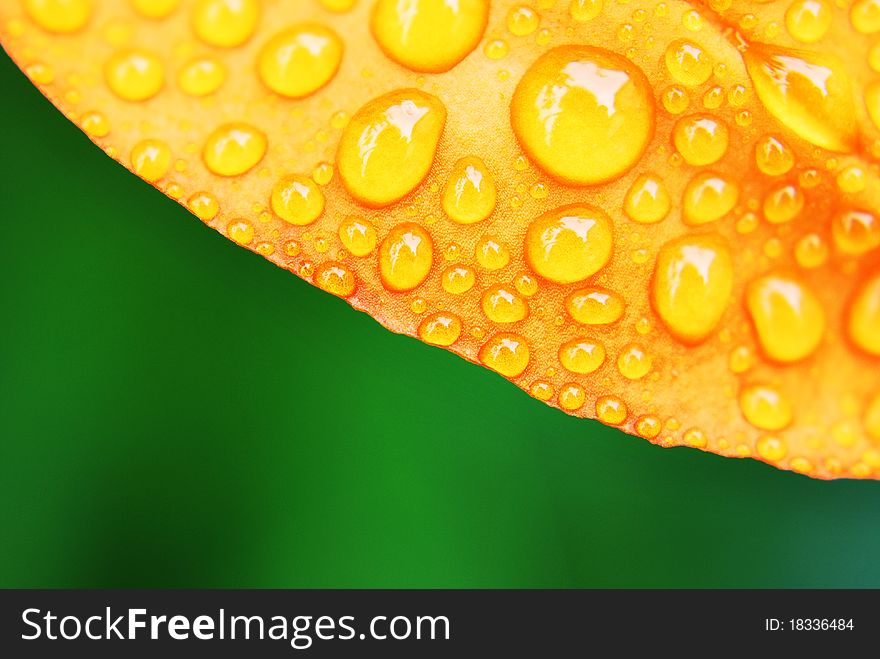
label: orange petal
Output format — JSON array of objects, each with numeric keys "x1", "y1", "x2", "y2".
[{"x1": 2, "y1": 0, "x2": 879, "y2": 479}]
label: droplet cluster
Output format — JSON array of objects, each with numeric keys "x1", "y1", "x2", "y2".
[{"x1": 5, "y1": 0, "x2": 879, "y2": 479}]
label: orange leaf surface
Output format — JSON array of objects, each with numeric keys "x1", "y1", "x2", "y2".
[{"x1": 2, "y1": 0, "x2": 879, "y2": 479}]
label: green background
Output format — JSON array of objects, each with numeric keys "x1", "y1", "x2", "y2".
[{"x1": 2, "y1": 52, "x2": 879, "y2": 589}]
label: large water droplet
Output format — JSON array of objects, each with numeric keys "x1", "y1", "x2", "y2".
[
  {"x1": 511, "y1": 46, "x2": 654, "y2": 185},
  {"x1": 744, "y1": 44, "x2": 856, "y2": 152},
  {"x1": 479, "y1": 333, "x2": 530, "y2": 378},
  {"x1": 258, "y1": 24, "x2": 343, "y2": 98},
  {"x1": 378, "y1": 222, "x2": 434, "y2": 292},
  {"x1": 202, "y1": 122, "x2": 267, "y2": 176},
  {"x1": 191, "y1": 0, "x2": 260, "y2": 48},
  {"x1": 337, "y1": 89, "x2": 447, "y2": 208},
  {"x1": 652, "y1": 234, "x2": 733, "y2": 344},
  {"x1": 746, "y1": 271, "x2": 826, "y2": 363},
  {"x1": 525, "y1": 204, "x2": 614, "y2": 284},
  {"x1": 371, "y1": 0, "x2": 488, "y2": 73}
]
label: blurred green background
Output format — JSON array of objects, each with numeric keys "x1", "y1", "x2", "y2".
[{"x1": 1, "y1": 52, "x2": 879, "y2": 589}]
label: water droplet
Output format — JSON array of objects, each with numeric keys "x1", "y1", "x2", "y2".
[
  {"x1": 727, "y1": 84, "x2": 748, "y2": 107},
  {"x1": 442, "y1": 156, "x2": 496, "y2": 224},
  {"x1": 441, "y1": 265, "x2": 476, "y2": 294},
  {"x1": 514, "y1": 272, "x2": 539, "y2": 297},
  {"x1": 314, "y1": 236, "x2": 330, "y2": 254},
  {"x1": 484, "y1": 39, "x2": 509, "y2": 60},
  {"x1": 338, "y1": 217, "x2": 377, "y2": 257},
  {"x1": 755, "y1": 135, "x2": 795, "y2": 176},
  {"x1": 635, "y1": 415, "x2": 661, "y2": 439},
  {"x1": 271, "y1": 174, "x2": 325, "y2": 226},
  {"x1": 529, "y1": 182, "x2": 549, "y2": 200},
  {"x1": 739, "y1": 384, "x2": 793, "y2": 430},
  {"x1": 475, "y1": 235, "x2": 511, "y2": 270},
  {"x1": 202, "y1": 122, "x2": 266, "y2": 176},
  {"x1": 227, "y1": 218, "x2": 254, "y2": 245},
  {"x1": 673, "y1": 114, "x2": 729, "y2": 166},
  {"x1": 559, "y1": 337, "x2": 606, "y2": 374},
  {"x1": 746, "y1": 272, "x2": 826, "y2": 363},
  {"x1": 565, "y1": 287, "x2": 625, "y2": 324},
  {"x1": 683, "y1": 428, "x2": 708, "y2": 448},
  {"x1": 479, "y1": 332, "x2": 530, "y2": 377},
  {"x1": 337, "y1": 89, "x2": 446, "y2": 207},
  {"x1": 832, "y1": 209, "x2": 880, "y2": 255},
  {"x1": 836, "y1": 166, "x2": 867, "y2": 193},
  {"x1": 763, "y1": 184, "x2": 804, "y2": 224},
  {"x1": 188, "y1": 191, "x2": 219, "y2": 221},
  {"x1": 191, "y1": 0, "x2": 259, "y2": 48},
  {"x1": 314, "y1": 261, "x2": 356, "y2": 297},
  {"x1": 617, "y1": 342, "x2": 652, "y2": 379},
  {"x1": 702, "y1": 86, "x2": 723, "y2": 109},
  {"x1": 729, "y1": 345, "x2": 755, "y2": 373},
  {"x1": 378, "y1": 222, "x2": 434, "y2": 292},
  {"x1": 799, "y1": 168, "x2": 822, "y2": 189},
  {"x1": 25, "y1": 62, "x2": 55, "y2": 85},
  {"x1": 624, "y1": 174, "x2": 670, "y2": 224},
  {"x1": 558, "y1": 383, "x2": 586, "y2": 411},
  {"x1": 284, "y1": 240, "x2": 302, "y2": 257},
  {"x1": 178, "y1": 56, "x2": 226, "y2": 96},
  {"x1": 511, "y1": 46, "x2": 654, "y2": 185},
  {"x1": 744, "y1": 44, "x2": 856, "y2": 152},
  {"x1": 131, "y1": 138, "x2": 171, "y2": 182},
  {"x1": 665, "y1": 39, "x2": 712, "y2": 87},
  {"x1": 764, "y1": 237, "x2": 783, "y2": 259},
  {"x1": 661, "y1": 85, "x2": 689, "y2": 114},
  {"x1": 683, "y1": 172, "x2": 738, "y2": 224},
  {"x1": 652, "y1": 234, "x2": 733, "y2": 344},
  {"x1": 105, "y1": 49, "x2": 164, "y2": 101},
  {"x1": 794, "y1": 233, "x2": 828, "y2": 268},
  {"x1": 24, "y1": 0, "x2": 91, "y2": 33},
  {"x1": 80, "y1": 110, "x2": 110, "y2": 137},
  {"x1": 785, "y1": 0, "x2": 832, "y2": 43},
  {"x1": 507, "y1": 5, "x2": 540, "y2": 36},
  {"x1": 756, "y1": 435, "x2": 788, "y2": 462},
  {"x1": 848, "y1": 271, "x2": 880, "y2": 356},
  {"x1": 569, "y1": 0, "x2": 603, "y2": 22},
  {"x1": 789, "y1": 456, "x2": 814, "y2": 474},
  {"x1": 831, "y1": 419, "x2": 859, "y2": 447},
  {"x1": 530, "y1": 380, "x2": 554, "y2": 401},
  {"x1": 258, "y1": 24, "x2": 343, "y2": 98},
  {"x1": 851, "y1": 0, "x2": 880, "y2": 34},
  {"x1": 596, "y1": 395, "x2": 627, "y2": 425},
  {"x1": 482, "y1": 284, "x2": 528, "y2": 323},
  {"x1": 525, "y1": 204, "x2": 614, "y2": 284},
  {"x1": 372, "y1": 0, "x2": 488, "y2": 72},
  {"x1": 418, "y1": 311, "x2": 462, "y2": 346},
  {"x1": 312, "y1": 162, "x2": 334, "y2": 186}
]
